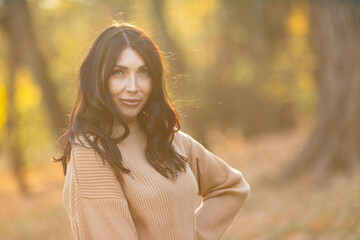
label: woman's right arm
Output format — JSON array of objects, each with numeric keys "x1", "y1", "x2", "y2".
[{"x1": 63, "y1": 142, "x2": 138, "y2": 240}]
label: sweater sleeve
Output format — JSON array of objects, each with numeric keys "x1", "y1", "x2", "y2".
[
  {"x1": 179, "y1": 131, "x2": 250, "y2": 240},
  {"x1": 63, "y1": 142, "x2": 138, "y2": 240}
]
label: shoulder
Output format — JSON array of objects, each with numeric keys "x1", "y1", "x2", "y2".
[
  {"x1": 70, "y1": 135, "x2": 104, "y2": 169},
  {"x1": 173, "y1": 130, "x2": 196, "y2": 146},
  {"x1": 68, "y1": 136, "x2": 125, "y2": 199},
  {"x1": 173, "y1": 130, "x2": 207, "y2": 152},
  {"x1": 172, "y1": 130, "x2": 194, "y2": 152},
  {"x1": 172, "y1": 130, "x2": 208, "y2": 162}
]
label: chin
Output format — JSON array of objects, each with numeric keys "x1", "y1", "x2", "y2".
[{"x1": 122, "y1": 112, "x2": 140, "y2": 122}]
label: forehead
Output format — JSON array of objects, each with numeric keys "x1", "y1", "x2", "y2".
[{"x1": 115, "y1": 47, "x2": 146, "y2": 67}]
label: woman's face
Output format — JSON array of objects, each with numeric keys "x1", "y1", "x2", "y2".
[{"x1": 108, "y1": 47, "x2": 153, "y2": 123}]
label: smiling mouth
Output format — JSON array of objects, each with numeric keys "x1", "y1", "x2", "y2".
[{"x1": 120, "y1": 99, "x2": 141, "y2": 106}]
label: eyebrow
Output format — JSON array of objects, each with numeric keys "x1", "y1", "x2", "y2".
[{"x1": 113, "y1": 64, "x2": 147, "y2": 69}]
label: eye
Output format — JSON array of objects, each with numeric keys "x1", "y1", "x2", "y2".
[
  {"x1": 112, "y1": 69, "x2": 124, "y2": 76},
  {"x1": 139, "y1": 68, "x2": 149, "y2": 76}
]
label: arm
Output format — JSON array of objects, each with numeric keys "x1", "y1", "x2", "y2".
[
  {"x1": 180, "y1": 132, "x2": 250, "y2": 240},
  {"x1": 63, "y1": 142, "x2": 138, "y2": 240}
]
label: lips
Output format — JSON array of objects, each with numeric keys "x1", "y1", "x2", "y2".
[{"x1": 120, "y1": 99, "x2": 141, "y2": 106}]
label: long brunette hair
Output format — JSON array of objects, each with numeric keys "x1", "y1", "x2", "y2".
[{"x1": 53, "y1": 23, "x2": 187, "y2": 183}]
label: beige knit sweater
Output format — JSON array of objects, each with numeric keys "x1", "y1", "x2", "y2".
[{"x1": 62, "y1": 121, "x2": 250, "y2": 240}]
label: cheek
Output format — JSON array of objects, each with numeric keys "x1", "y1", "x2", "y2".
[
  {"x1": 141, "y1": 80, "x2": 153, "y2": 97},
  {"x1": 108, "y1": 79, "x2": 121, "y2": 96}
]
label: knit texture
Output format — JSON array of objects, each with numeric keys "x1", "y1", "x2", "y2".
[{"x1": 62, "y1": 121, "x2": 250, "y2": 240}]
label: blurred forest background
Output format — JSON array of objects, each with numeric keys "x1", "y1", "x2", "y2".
[{"x1": 0, "y1": 0, "x2": 360, "y2": 239}]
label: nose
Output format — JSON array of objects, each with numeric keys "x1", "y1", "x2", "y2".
[{"x1": 126, "y1": 73, "x2": 138, "y2": 92}]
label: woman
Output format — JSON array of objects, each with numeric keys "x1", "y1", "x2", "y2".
[{"x1": 55, "y1": 22, "x2": 250, "y2": 240}]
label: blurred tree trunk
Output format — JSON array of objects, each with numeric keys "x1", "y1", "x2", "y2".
[
  {"x1": 283, "y1": 0, "x2": 360, "y2": 179},
  {"x1": 5, "y1": 60, "x2": 29, "y2": 195},
  {"x1": 151, "y1": 0, "x2": 186, "y2": 74},
  {"x1": 206, "y1": 0, "x2": 294, "y2": 137},
  {"x1": 0, "y1": 0, "x2": 66, "y2": 194},
  {"x1": 0, "y1": 0, "x2": 66, "y2": 134}
]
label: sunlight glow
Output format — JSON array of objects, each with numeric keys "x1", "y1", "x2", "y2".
[
  {"x1": 15, "y1": 69, "x2": 42, "y2": 114},
  {"x1": 287, "y1": 2, "x2": 309, "y2": 37},
  {"x1": 0, "y1": 82, "x2": 6, "y2": 132}
]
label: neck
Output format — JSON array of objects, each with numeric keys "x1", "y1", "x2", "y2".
[{"x1": 112, "y1": 119, "x2": 142, "y2": 138}]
